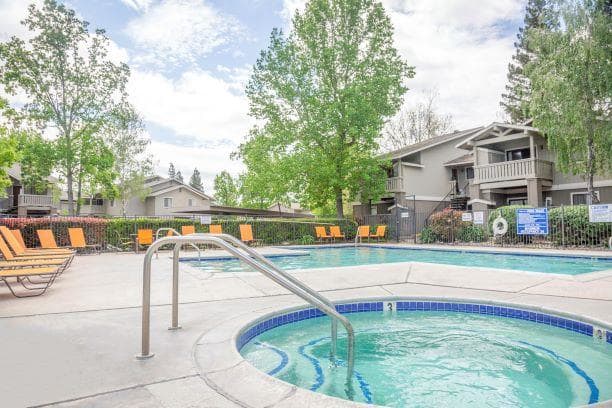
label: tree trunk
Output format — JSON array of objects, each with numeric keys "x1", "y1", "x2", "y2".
[
  {"x1": 335, "y1": 189, "x2": 344, "y2": 218},
  {"x1": 586, "y1": 132, "x2": 598, "y2": 204},
  {"x1": 66, "y1": 170, "x2": 74, "y2": 216},
  {"x1": 76, "y1": 174, "x2": 83, "y2": 216}
]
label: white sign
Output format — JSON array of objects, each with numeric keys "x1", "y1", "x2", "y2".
[
  {"x1": 473, "y1": 211, "x2": 484, "y2": 225},
  {"x1": 461, "y1": 213, "x2": 472, "y2": 222},
  {"x1": 199, "y1": 215, "x2": 212, "y2": 225},
  {"x1": 589, "y1": 204, "x2": 612, "y2": 223},
  {"x1": 401, "y1": 212, "x2": 410, "y2": 218}
]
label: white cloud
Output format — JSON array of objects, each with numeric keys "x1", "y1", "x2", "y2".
[
  {"x1": 0, "y1": 0, "x2": 41, "y2": 41},
  {"x1": 124, "y1": 0, "x2": 244, "y2": 67},
  {"x1": 120, "y1": 0, "x2": 155, "y2": 12}
]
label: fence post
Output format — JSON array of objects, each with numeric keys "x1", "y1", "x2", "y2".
[
  {"x1": 560, "y1": 204, "x2": 565, "y2": 247},
  {"x1": 395, "y1": 210, "x2": 400, "y2": 242}
]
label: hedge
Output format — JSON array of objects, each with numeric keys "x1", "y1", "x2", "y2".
[
  {"x1": 487, "y1": 205, "x2": 532, "y2": 243},
  {"x1": 549, "y1": 205, "x2": 611, "y2": 247},
  {"x1": 0, "y1": 216, "x2": 358, "y2": 249}
]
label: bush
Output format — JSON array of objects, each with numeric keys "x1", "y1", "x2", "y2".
[
  {"x1": 298, "y1": 235, "x2": 315, "y2": 245},
  {"x1": 549, "y1": 205, "x2": 611, "y2": 247},
  {"x1": 0, "y1": 217, "x2": 108, "y2": 247},
  {"x1": 419, "y1": 226, "x2": 438, "y2": 243},
  {"x1": 427, "y1": 208, "x2": 468, "y2": 242},
  {"x1": 456, "y1": 224, "x2": 485, "y2": 243}
]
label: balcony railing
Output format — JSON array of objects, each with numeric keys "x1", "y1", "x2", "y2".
[
  {"x1": 18, "y1": 194, "x2": 56, "y2": 207},
  {"x1": 385, "y1": 176, "x2": 403, "y2": 193},
  {"x1": 474, "y1": 158, "x2": 553, "y2": 184}
]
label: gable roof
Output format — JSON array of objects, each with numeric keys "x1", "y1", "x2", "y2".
[
  {"x1": 148, "y1": 184, "x2": 211, "y2": 200},
  {"x1": 383, "y1": 127, "x2": 483, "y2": 160},
  {"x1": 443, "y1": 153, "x2": 474, "y2": 167},
  {"x1": 455, "y1": 122, "x2": 541, "y2": 150}
]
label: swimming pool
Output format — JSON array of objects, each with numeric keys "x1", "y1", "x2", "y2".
[
  {"x1": 184, "y1": 246, "x2": 612, "y2": 275},
  {"x1": 239, "y1": 301, "x2": 612, "y2": 407}
]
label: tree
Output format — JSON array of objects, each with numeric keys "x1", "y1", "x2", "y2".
[
  {"x1": 189, "y1": 168, "x2": 204, "y2": 191},
  {"x1": 501, "y1": 0, "x2": 557, "y2": 122},
  {"x1": 104, "y1": 104, "x2": 153, "y2": 216},
  {"x1": 382, "y1": 90, "x2": 453, "y2": 151},
  {"x1": 526, "y1": 0, "x2": 611, "y2": 204},
  {"x1": 168, "y1": 163, "x2": 176, "y2": 179},
  {"x1": 0, "y1": 0, "x2": 130, "y2": 215},
  {"x1": 213, "y1": 171, "x2": 240, "y2": 206},
  {"x1": 175, "y1": 170, "x2": 183, "y2": 183},
  {"x1": 239, "y1": 0, "x2": 413, "y2": 217}
]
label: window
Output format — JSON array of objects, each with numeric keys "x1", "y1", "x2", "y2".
[
  {"x1": 507, "y1": 197, "x2": 527, "y2": 205},
  {"x1": 92, "y1": 198, "x2": 103, "y2": 206},
  {"x1": 188, "y1": 198, "x2": 196, "y2": 207},
  {"x1": 506, "y1": 147, "x2": 531, "y2": 161},
  {"x1": 466, "y1": 167, "x2": 474, "y2": 179},
  {"x1": 571, "y1": 191, "x2": 599, "y2": 205},
  {"x1": 545, "y1": 197, "x2": 552, "y2": 207},
  {"x1": 163, "y1": 197, "x2": 173, "y2": 208}
]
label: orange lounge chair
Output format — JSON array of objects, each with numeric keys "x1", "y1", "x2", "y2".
[
  {"x1": 0, "y1": 227, "x2": 73, "y2": 258},
  {"x1": 209, "y1": 224, "x2": 222, "y2": 234},
  {"x1": 329, "y1": 226, "x2": 345, "y2": 241},
  {"x1": 11, "y1": 229, "x2": 27, "y2": 249},
  {"x1": 0, "y1": 235, "x2": 70, "y2": 269},
  {"x1": 37, "y1": 229, "x2": 74, "y2": 251},
  {"x1": 137, "y1": 229, "x2": 153, "y2": 248},
  {"x1": 314, "y1": 226, "x2": 333, "y2": 243},
  {"x1": 369, "y1": 225, "x2": 387, "y2": 242},
  {"x1": 356, "y1": 225, "x2": 370, "y2": 243},
  {"x1": 1, "y1": 266, "x2": 62, "y2": 298},
  {"x1": 68, "y1": 228, "x2": 101, "y2": 253},
  {"x1": 181, "y1": 225, "x2": 196, "y2": 235},
  {"x1": 239, "y1": 224, "x2": 261, "y2": 246}
]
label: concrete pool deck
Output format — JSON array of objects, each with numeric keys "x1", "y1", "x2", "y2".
[{"x1": 1, "y1": 244, "x2": 611, "y2": 407}]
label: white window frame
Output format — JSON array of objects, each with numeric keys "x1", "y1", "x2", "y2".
[
  {"x1": 188, "y1": 198, "x2": 196, "y2": 207},
  {"x1": 570, "y1": 191, "x2": 599, "y2": 205},
  {"x1": 162, "y1": 197, "x2": 173, "y2": 208}
]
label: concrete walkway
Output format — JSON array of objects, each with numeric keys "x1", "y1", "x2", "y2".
[{"x1": 1, "y1": 247, "x2": 611, "y2": 407}]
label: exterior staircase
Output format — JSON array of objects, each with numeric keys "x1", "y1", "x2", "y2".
[{"x1": 450, "y1": 196, "x2": 469, "y2": 210}]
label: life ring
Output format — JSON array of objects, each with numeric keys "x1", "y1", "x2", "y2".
[{"x1": 492, "y1": 217, "x2": 508, "y2": 236}]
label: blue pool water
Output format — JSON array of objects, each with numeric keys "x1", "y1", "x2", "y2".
[
  {"x1": 184, "y1": 246, "x2": 612, "y2": 275},
  {"x1": 240, "y1": 307, "x2": 612, "y2": 407}
]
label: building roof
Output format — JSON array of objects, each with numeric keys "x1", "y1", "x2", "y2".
[
  {"x1": 383, "y1": 127, "x2": 483, "y2": 160},
  {"x1": 455, "y1": 122, "x2": 541, "y2": 150},
  {"x1": 148, "y1": 184, "x2": 211, "y2": 200},
  {"x1": 7, "y1": 163, "x2": 58, "y2": 183},
  {"x1": 443, "y1": 153, "x2": 474, "y2": 167}
]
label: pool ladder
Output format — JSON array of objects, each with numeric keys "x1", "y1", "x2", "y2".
[
  {"x1": 138, "y1": 233, "x2": 355, "y2": 388},
  {"x1": 154, "y1": 227, "x2": 201, "y2": 260}
]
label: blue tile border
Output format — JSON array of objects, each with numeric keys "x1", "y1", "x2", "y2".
[{"x1": 236, "y1": 300, "x2": 611, "y2": 351}]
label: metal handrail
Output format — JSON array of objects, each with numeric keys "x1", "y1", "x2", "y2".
[
  {"x1": 154, "y1": 227, "x2": 201, "y2": 260},
  {"x1": 138, "y1": 234, "x2": 355, "y2": 386}
]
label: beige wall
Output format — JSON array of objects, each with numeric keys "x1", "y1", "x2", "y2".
[{"x1": 152, "y1": 187, "x2": 211, "y2": 216}]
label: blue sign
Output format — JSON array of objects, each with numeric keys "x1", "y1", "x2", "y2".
[{"x1": 516, "y1": 208, "x2": 549, "y2": 235}]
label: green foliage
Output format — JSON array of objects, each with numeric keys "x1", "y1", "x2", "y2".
[
  {"x1": 239, "y1": 0, "x2": 414, "y2": 217},
  {"x1": 175, "y1": 171, "x2": 184, "y2": 183},
  {"x1": 168, "y1": 163, "x2": 176, "y2": 179},
  {"x1": 526, "y1": 0, "x2": 611, "y2": 202},
  {"x1": 456, "y1": 224, "x2": 486, "y2": 243},
  {"x1": 488, "y1": 205, "x2": 532, "y2": 243},
  {"x1": 549, "y1": 205, "x2": 610, "y2": 246},
  {"x1": 214, "y1": 171, "x2": 241, "y2": 207},
  {"x1": 0, "y1": 217, "x2": 107, "y2": 247},
  {"x1": 501, "y1": 0, "x2": 557, "y2": 122},
  {"x1": 15, "y1": 131, "x2": 54, "y2": 193},
  {"x1": 419, "y1": 226, "x2": 437, "y2": 244},
  {"x1": 0, "y1": 104, "x2": 19, "y2": 196},
  {"x1": 0, "y1": 0, "x2": 130, "y2": 215},
  {"x1": 189, "y1": 168, "x2": 204, "y2": 191},
  {"x1": 427, "y1": 208, "x2": 468, "y2": 242},
  {"x1": 298, "y1": 235, "x2": 316, "y2": 245}
]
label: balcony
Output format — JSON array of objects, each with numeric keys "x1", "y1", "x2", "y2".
[
  {"x1": 18, "y1": 194, "x2": 56, "y2": 208},
  {"x1": 474, "y1": 158, "x2": 553, "y2": 185},
  {"x1": 385, "y1": 177, "x2": 403, "y2": 193}
]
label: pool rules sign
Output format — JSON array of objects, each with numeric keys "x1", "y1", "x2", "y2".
[{"x1": 516, "y1": 208, "x2": 549, "y2": 235}]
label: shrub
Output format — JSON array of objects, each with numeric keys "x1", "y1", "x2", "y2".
[
  {"x1": 298, "y1": 235, "x2": 315, "y2": 245},
  {"x1": 549, "y1": 205, "x2": 611, "y2": 247},
  {"x1": 487, "y1": 205, "x2": 532, "y2": 243},
  {"x1": 0, "y1": 217, "x2": 108, "y2": 247},
  {"x1": 427, "y1": 208, "x2": 468, "y2": 242},
  {"x1": 456, "y1": 224, "x2": 486, "y2": 243},
  {"x1": 419, "y1": 226, "x2": 438, "y2": 243}
]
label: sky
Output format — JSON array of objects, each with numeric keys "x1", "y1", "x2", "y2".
[{"x1": 0, "y1": 0, "x2": 527, "y2": 194}]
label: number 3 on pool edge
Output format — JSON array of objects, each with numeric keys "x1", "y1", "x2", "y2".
[{"x1": 386, "y1": 302, "x2": 396, "y2": 312}]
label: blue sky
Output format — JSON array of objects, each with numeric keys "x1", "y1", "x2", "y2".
[{"x1": 0, "y1": 0, "x2": 527, "y2": 194}]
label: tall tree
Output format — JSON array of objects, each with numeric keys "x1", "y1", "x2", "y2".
[
  {"x1": 238, "y1": 0, "x2": 413, "y2": 217},
  {"x1": 0, "y1": 0, "x2": 130, "y2": 215},
  {"x1": 383, "y1": 90, "x2": 453, "y2": 151},
  {"x1": 526, "y1": 0, "x2": 611, "y2": 204},
  {"x1": 189, "y1": 168, "x2": 204, "y2": 191},
  {"x1": 168, "y1": 163, "x2": 176, "y2": 179},
  {"x1": 501, "y1": 0, "x2": 557, "y2": 122},
  {"x1": 104, "y1": 104, "x2": 153, "y2": 216},
  {"x1": 213, "y1": 171, "x2": 240, "y2": 206},
  {"x1": 175, "y1": 170, "x2": 183, "y2": 183}
]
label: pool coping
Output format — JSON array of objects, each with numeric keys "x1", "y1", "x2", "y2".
[{"x1": 194, "y1": 296, "x2": 612, "y2": 408}]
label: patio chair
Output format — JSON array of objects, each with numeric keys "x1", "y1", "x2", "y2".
[
  {"x1": 209, "y1": 224, "x2": 222, "y2": 234},
  {"x1": 369, "y1": 225, "x2": 387, "y2": 242},
  {"x1": 10, "y1": 229, "x2": 27, "y2": 249},
  {"x1": 239, "y1": 224, "x2": 262, "y2": 246},
  {"x1": 68, "y1": 228, "x2": 101, "y2": 253},
  {"x1": 181, "y1": 225, "x2": 196, "y2": 235},
  {"x1": 1, "y1": 266, "x2": 63, "y2": 297},
  {"x1": 329, "y1": 226, "x2": 345, "y2": 242},
  {"x1": 0, "y1": 235, "x2": 70, "y2": 270},
  {"x1": 0, "y1": 227, "x2": 74, "y2": 258},
  {"x1": 137, "y1": 229, "x2": 153, "y2": 249},
  {"x1": 356, "y1": 225, "x2": 370, "y2": 243},
  {"x1": 314, "y1": 226, "x2": 333, "y2": 243},
  {"x1": 37, "y1": 229, "x2": 72, "y2": 250}
]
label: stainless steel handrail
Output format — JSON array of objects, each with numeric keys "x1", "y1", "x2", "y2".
[
  {"x1": 201, "y1": 233, "x2": 339, "y2": 357},
  {"x1": 154, "y1": 227, "x2": 201, "y2": 260},
  {"x1": 138, "y1": 235, "x2": 355, "y2": 385}
]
